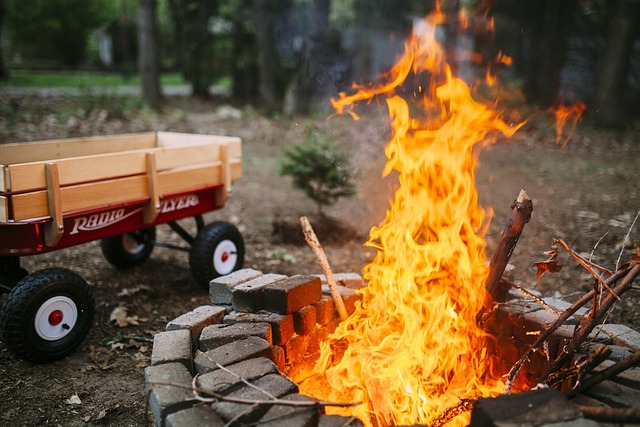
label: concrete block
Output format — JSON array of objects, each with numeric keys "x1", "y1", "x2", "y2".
[
  {"x1": 314, "y1": 296, "x2": 336, "y2": 326},
  {"x1": 166, "y1": 305, "x2": 226, "y2": 341},
  {"x1": 262, "y1": 275, "x2": 322, "y2": 314},
  {"x1": 584, "y1": 379, "x2": 640, "y2": 409},
  {"x1": 601, "y1": 323, "x2": 640, "y2": 350},
  {"x1": 210, "y1": 268, "x2": 263, "y2": 305},
  {"x1": 165, "y1": 405, "x2": 225, "y2": 427},
  {"x1": 257, "y1": 393, "x2": 319, "y2": 426},
  {"x1": 284, "y1": 333, "x2": 309, "y2": 367},
  {"x1": 293, "y1": 305, "x2": 316, "y2": 336},
  {"x1": 469, "y1": 388, "x2": 583, "y2": 427},
  {"x1": 193, "y1": 336, "x2": 274, "y2": 375},
  {"x1": 151, "y1": 329, "x2": 193, "y2": 373},
  {"x1": 199, "y1": 322, "x2": 272, "y2": 351},
  {"x1": 197, "y1": 357, "x2": 279, "y2": 394},
  {"x1": 273, "y1": 345, "x2": 286, "y2": 372},
  {"x1": 211, "y1": 373, "x2": 298, "y2": 424},
  {"x1": 318, "y1": 415, "x2": 364, "y2": 427},
  {"x1": 224, "y1": 311, "x2": 294, "y2": 345},
  {"x1": 595, "y1": 359, "x2": 640, "y2": 390},
  {"x1": 315, "y1": 273, "x2": 365, "y2": 290},
  {"x1": 231, "y1": 273, "x2": 287, "y2": 313},
  {"x1": 144, "y1": 363, "x2": 194, "y2": 427}
]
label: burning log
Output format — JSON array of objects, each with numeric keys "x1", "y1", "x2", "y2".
[{"x1": 485, "y1": 190, "x2": 533, "y2": 304}]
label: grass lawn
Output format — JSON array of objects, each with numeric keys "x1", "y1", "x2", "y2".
[{"x1": 0, "y1": 70, "x2": 187, "y2": 88}]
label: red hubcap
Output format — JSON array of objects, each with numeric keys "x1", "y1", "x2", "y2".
[
  {"x1": 221, "y1": 252, "x2": 229, "y2": 262},
  {"x1": 49, "y1": 310, "x2": 64, "y2": 326}
]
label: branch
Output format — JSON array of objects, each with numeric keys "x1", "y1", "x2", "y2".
[
  {"x1": 486, "y1": 190, "x2": 533, "y2": 304},
  {"x1": 503, "y1": 267, "x2": 630, "y2": 394},
  {"x1": 576, "y1": 405, "x2": 640, "y2": 423},
  {"x1": 300, "y1": 216, "x2": 348, "y2": 321},
  {"x1": 565, "y1": 349, "x2": 640, "y2": 399}
]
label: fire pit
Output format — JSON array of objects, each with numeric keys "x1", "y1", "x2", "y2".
[{"x1": 145, "y1": 268, "x2": 640, "y2": 427}]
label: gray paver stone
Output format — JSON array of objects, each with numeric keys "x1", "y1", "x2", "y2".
[
  {"x1": 262, "y1": 275, "x2": 322, "y2": 314},
  {"x1": 199, "y1": 322, "x2": 272, "y2": 351},
  {"x1": 257, "y1": 393, "x2": 319, "y2": 426},
  {"x1": 293, "y1": 305, "x2": 316, "y2": 336},
  {"x1": 595, "y1": 359, "x2": 640, "y2": 389},
  {"x1": 231, "y1": 273, "x2": 287, "y2": 313},
  {"x1": 210, "y1": 268, "x2": 263, "y2": 304},
  {"x1": 313, "y1": 296, "x2": 336, "y2": 326},
  {"x1": 601, "y1": 323, "x2": 640, "y2": 350},
  {"x1": 470, "y1": 388, "x2": 582, "y2": 427},
  {"x1": 211, "y1": 373, "x2": 298, "y2": 423},
  {"x1": 165, "y1": 405, "x2": 225, "y2": 427},
  {"x1": 193, "y1": 336, "x2": 274, "y2": 375},
  {"x1": 151, "y1": 329, "x2": 193, "y2": 373},
  {"x1": 144, "y1": 363, "x2": 194, "y2": 427},
  {"x1": 318, "y1": 415, "x2": 365, "y2": 427},
  {"x1": 166, "y1": 305, "x2": 226, "y2": 341},
  {"x1": 224, "y1": 311, "x2": 294, "y2": 345},
  {"x1": 197, "y1": 357, "x2": 279, "y2": 394}
]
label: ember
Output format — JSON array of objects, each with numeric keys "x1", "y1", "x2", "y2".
[{"x1": 296, "y1": 5, "x2": 524, "y2": 427}]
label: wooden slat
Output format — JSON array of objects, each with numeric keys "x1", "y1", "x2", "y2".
[
  {"x1": 143, "y1": 152, "x2": 160, "y2": 224},
  {"x1": 5, "y1": 143, "x2": 222, "y2": 193},
  {"x1": 0, "y1": 133, "x2": 157, "y2": 165},
  {"x1": 43, "y1": 163, "x2": 64, "y2": 247},
  {"x1": 0, "y1": 195, "x2": 7, "y2": 223},
  {"x1": 9, "y1": 161, "x2": 242, "y2": 221},
  {"x1": 157, "y1": 132, "x2": 242, "y2": 158}
]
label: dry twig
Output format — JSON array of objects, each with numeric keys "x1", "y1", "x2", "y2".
[{"x1": 300, "y1": 216, "x2": 348, "y2": 321}]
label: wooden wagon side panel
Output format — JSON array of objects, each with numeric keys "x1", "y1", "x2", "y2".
[
  {"x1": 0, "y1": 132, "x2": 157, "y2": 165},
  {"x1": 3, "y1": 142, "x2": 233, "y2": 193},
  {"x1": 0, "y1": 196, "x2": 7, "y2": 223}
]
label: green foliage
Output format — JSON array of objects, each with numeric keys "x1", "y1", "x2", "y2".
[
  {"x1": 5, "y1": 0, "x2": 113, "y2": 67},
  {"x1": 279, "y1": 133, "x2": 357, "y2": 216}
]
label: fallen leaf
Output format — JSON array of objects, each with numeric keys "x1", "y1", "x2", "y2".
[
  {"x1": 109, "y1": 306, "x2": 139, "y2": 327},
  {"x1": 64, "y1": 394, "x2": 82, "y2": 405},
  {"x1": 97, "y1": 409, "x2": 107, "y2": 420}
]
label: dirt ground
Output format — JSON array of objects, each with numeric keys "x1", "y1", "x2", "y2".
[{"x1": 0, "y1": 94, "x2": 638, "y2": 426}]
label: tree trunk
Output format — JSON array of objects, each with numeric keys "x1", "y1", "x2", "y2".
[
  {"x1": 0, "y1": 0, "x2": 8, "y2": 79},
  {"x1": 517, "y1": 0, "x2": 576, "y2": 106},
  {"x1": 253, "y1": 0, "x2": 279, "y2": 112},
  {"x1": 591, "y1": 0, "x2": 640, "y2": 127},
  {"x1": 138, "y1": 0, "x2": 162, "y2": 109}
]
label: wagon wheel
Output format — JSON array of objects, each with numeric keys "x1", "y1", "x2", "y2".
[
  {"x1": 189, "y1": 221, "x2": 244, "y2": 289},
  {"x1": 100, "y1": 227, "x2": 156, "y2": 269},
  {"x1": 0, "y1": 268, "x2": 95, "y2": 363},
  {"x1": 0, "y1": 257, "x2": 28, "y2": 293}
]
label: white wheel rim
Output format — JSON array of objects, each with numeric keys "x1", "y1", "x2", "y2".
[
  {"x1": 34, "y1": 296, "x2": 78, "y2": 341},
  {"x1": 123, "y1": 233, "x2": 145, "y2": 255},
  {"x1": 213, "y1": 240, "x2": 238, "y2": 275}
]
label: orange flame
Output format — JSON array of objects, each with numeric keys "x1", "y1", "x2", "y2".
[
  {"x1": 550, "y1": 100, "x2": 586, "y2": 147},
  {"x1": 300, "y1": 8, "x2": 524, "y2": 427}
]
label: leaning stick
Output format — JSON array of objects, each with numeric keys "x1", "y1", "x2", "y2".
[
  {"x1": 485, "y1": 190, "x2": 533, "y2": 304},
  {"x1": 300, "y1": 216, "x2": 348, "y2": 321},
  {"x1": 565, "y1": 349, "x2": 640, "y2": 399}
]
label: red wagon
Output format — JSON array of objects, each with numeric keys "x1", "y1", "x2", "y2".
[{"x1": 0, "y1": 132, "x2": 244, "y2": 362}]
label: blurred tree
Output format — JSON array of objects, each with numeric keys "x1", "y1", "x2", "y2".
[
  {"x1": 138, "y1": 0, "x2": 162, "y2": 108},
  {"x1": 167, "y1": 0, "x2": 218, "y2": 97},
  {"x1": 514, "y1": 0, "x2": 579, "y2": 106},
  {"x1": 253, "y1": 0, "x2": 279, "y2": 111},
  {"x1": 591, "y1": 0, "x2": 640, "y2": 127},
  {"x1": 0, "y1": 0, "x2": 8, "y2": 78},
  {"x1": 4, "y1": 0, "x2": 111, "y2": 67}
]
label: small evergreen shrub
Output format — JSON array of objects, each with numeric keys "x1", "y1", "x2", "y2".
[{"x1": 278, "y1": 134, "x2": 357, "y2": 216}]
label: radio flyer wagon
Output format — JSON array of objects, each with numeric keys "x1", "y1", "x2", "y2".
[{"x1": 0, "y1": 132, "x2": 244, "y2": 363}]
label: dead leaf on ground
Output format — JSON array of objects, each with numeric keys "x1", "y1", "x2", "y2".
[
  {"x1": 64, "y1": 394, "x2": 82, "y2": 405},
  {"x1": 109, "y1": 306, "x2": 140, "y2": 327}
]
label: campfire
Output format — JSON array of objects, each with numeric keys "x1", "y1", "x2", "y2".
[{"x1": 287, "y1": 5, "x2": 639, "y2": 427}]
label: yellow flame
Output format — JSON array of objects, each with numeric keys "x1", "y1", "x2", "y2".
[
  {"x1": 299, "y1": 9, "x2": 523, "y2": 427},
  {"x1": 549, "y1": 100, "x2": 586, "y2": 147}
]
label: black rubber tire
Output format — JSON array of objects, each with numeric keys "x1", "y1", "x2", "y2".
[
  {"x1": 100, "y1": 227, "x2": 156, "y2": 269},
  {"x1": 189, "y1": 221, "x2": 244, "y2": 289},
  {"x1": 0, "y1": 268, "x2": 94, "y2": 363},
  {"x1": 0, "y1": 257, "x2": 28, "y2": 292}
]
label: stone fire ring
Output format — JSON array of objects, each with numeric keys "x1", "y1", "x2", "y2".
[{"x1": 146, "y1": 269, "x2": 640, "y2": 427}]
